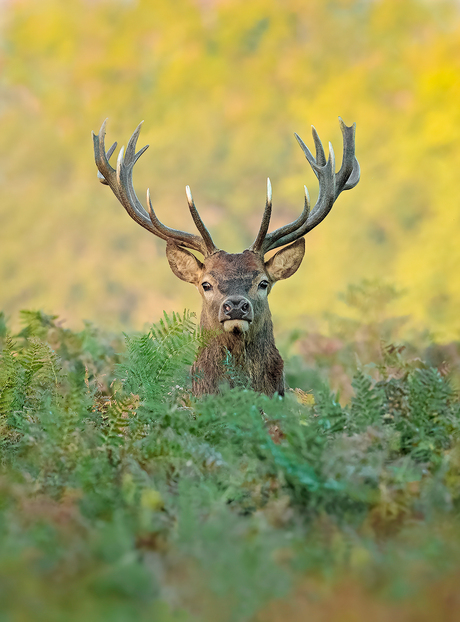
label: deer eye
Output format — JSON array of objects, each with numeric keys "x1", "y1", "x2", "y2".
[
  {"x1": 202, "y1": 282, "x2": 213, "y2": 292},
  {"x1": 258, "y1": 280, "x2": 269, "y2": 290}
]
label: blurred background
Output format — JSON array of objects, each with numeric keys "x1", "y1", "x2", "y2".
[{"x1": 1, "y1": 0, "x2": 460, "y2": 340}]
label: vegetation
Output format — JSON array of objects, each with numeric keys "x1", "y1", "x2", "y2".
[
  {"x1": 1, "y1": 306, "x2": 460, "y2": 620},
  {"x1": 2, "y1": 0, "x2": 460, "y2": 338},
  {"x1": 3, "y1": 0, "x2": 460, "y2": 617}
]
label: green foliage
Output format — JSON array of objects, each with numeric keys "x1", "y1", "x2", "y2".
[
  {"x1": 0, "y1": 312, "x2": 8, "y2": 339},
  {"x1": 0, "y1": 335, "x2": 22, "y2": 423},
  {"x1": 1, "y1": 308, "x2": 460, "y2": 619},
  {"x1": 284, "y1": 279, "x2": 460, "y2": 405},
  {"x1": 120, "y1": 309, "x2": 199, "y2": 400}
]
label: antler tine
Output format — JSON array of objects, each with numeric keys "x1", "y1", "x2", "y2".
[
  {"x1": 252, "y1": 119, "x2": 359, "y2": 255},
  {"x1": 93, "y1": 120, "x2": 156, "y2": 234},
  {"x1": 294, "y1": 128, "x2": 325, "y2": 178},
  {"x1": 185, "y1": 186, "x2": 218, "y2": 255},
  {"x1": 118, "y1": 124, "x2": 208, "y2": 253},
  {"x1": 93, "y1": 120, "x2": 218, "y2": 256},
  {"x1": 335, "y1": 118, "x2": 360, "y2": 197},
  {"x1": 97, "y1": 140, "x2": 117, "y2": 185},
  {"x1": 261, "y1": 146, "x2": 336, "y2": 254},
  {"x1": 311, "y1": 126, "x2": 327, "y2": 167},
  {"x1": 258, "y1": 186, "x2": 311, "y2": 254},
  {"x1": 115, "y1": 130, "x2": 176, "y2": 235},
  {"x1": 92, "y1": 119, "x2": 115, "y2": 185},
  {"x1": 146, "y1": 189, "x2": 209, "y2": 254},
  {"x1": 249, "y1": 178, "x2": 273, "y2": 253}
]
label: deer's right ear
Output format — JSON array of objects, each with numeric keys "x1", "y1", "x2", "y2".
[{"x1": 166, "y1": 241, "x2": 203, "y2": 284}]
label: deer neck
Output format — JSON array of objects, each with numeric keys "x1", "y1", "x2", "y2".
[{"x1": 192, "y1": 310, "x2": 284, "y2": 397}]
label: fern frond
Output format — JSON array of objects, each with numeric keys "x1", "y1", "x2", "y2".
[
  {"x1": 0, "y1": 336, "x2": 22, "y2": 418},
  {"x1": 19, "y1": 337, "x2": 61, "y2": 394},
  {"x1": 101, "y1": 395, "x2": 137, "y2": 447},
  {"x1": 350, "y1": 369, "x2": 384, "y2": 428},
  {"x1": 150, "y1": 309, "x2": 196, "y2": 342},
  {"x1": 0, "y1": 312, "x2": 7, "y2": 339},
  {"x1": 17, "y1": 310, "x2": 58, "y2": 339},
  {"x1": 119, "y1": 311, "x2": 201, "y2": 403}
]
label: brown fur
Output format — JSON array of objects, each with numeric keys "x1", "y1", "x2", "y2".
[
  {"x1": 192, "y1": 308, "x2": 285, "y2": 397},
  {"x1": 166, "y1": 240, "x2": 305, "y2": 397}
]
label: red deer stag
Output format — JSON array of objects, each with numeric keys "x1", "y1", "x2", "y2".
[{"x1": 92, "y1": 119, "x2": 359, "y2": 397}]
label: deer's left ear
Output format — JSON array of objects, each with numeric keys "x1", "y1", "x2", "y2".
[{"x1": 264, "y1": 238, "x2": 305, "y2": 282}]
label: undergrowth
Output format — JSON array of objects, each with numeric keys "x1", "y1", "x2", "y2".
[{"x1": 0, "y1": 309, "x2": 460, "y2": 621}]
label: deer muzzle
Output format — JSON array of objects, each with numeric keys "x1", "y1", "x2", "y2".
[{"x1": 219, "y1": 296, "x2": 253, "y2": 334}]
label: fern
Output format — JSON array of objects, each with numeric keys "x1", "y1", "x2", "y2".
[
  {"x1": 100, "y1": 396, "x2": 133, "y2": 448},
  {"x1": 403, "y1": 367, "x2": 457, "y2": 461},
  {"x1": 120, "y1": 310, "x2": 202, "y2": 404},
  {"x1": 17, "y1": 310, "x2": 59, "y2": 339},
  {"x1": 350, "y1": 369, "x2": 385, "y2": 429},
  {"x1": 0, "y1": 336, "x2": 22, "y2": 421},
  {"x1": 21, "y1": 337, "x2": 60, "y2": 384},
  {"x1": 1, "y1": 307, "x2": 460, "y2": 621},
  {"x1": 150, "y1": 309, "x2": 196, "y2": 342},
  {"x1": 0, "y1": 312, "x2": 7, "y2": 339}
]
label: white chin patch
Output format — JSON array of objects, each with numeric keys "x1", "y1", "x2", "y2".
[{"x1": 223, "y1": 320, "x2": 250, "y2": 334}]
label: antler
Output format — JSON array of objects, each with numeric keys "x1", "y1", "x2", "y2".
[
  {"x1": 92, "y1": 120, "x2": 218, "y2": 257},
  {"x1": 250, "y1": 117, "x2": 360, "y2": 255}
]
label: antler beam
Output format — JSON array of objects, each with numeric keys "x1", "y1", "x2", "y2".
[
  {"x1": 92, "y1": 120, "x2": 218, "y2": 257},
  {"x1": 250, "y1": 118, "x2": 360, "y2": 255}
]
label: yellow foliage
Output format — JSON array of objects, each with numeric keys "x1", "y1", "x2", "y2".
[
  {"x1": 294, "y1": 388, "x2": 315, "y2": 406},
  {"x1": 140, "y1": 488, "x2": 165, "y2": 512},
  {"x1": 1, "y1": 0, "x2": 460, "y2": 339}
]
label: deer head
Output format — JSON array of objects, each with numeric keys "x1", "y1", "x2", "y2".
[{"x1": 92, "y1": 119, "x2": 360, "y2": 396}]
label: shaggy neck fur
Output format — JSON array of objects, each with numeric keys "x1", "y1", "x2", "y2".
[{"x1": 192, "y1": 309, "x2": 285, "y2": 397}]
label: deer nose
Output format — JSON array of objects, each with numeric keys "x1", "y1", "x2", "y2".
[{"x1": 220, "y1": 297, "x2": 253, "y2": 322}]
